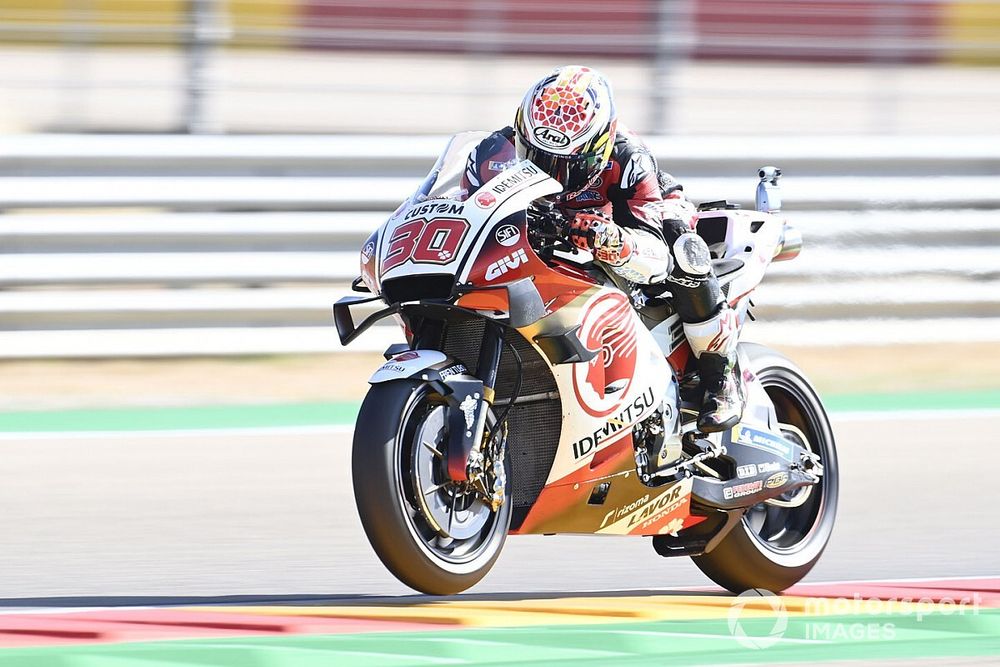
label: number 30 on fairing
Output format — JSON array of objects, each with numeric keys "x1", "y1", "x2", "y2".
[{"x1": 382, "y1": 218, "x2": 470, "y2": 272}]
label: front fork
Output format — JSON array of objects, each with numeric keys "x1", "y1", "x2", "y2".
[
  {"x1": 436, "y1": 319, "x2": 508, "y2": 510},
  {"x1": 476, "y1": 320, "x2": 506, "y2": 404},
  {"x1": 468, "y1": 321, "x2": 509, "y2": 510}
]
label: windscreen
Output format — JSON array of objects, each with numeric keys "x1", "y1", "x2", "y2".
[{"x1": 410, "y1": 132, "x2": 488, "y2": 204}]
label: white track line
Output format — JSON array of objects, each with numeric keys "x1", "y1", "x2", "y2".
[
  {"x1": 832, "y1": 408, "x2": 1000, "y2": 422},
  {"x1": 595, "y1": 628, "x2": 830, "y2": 644},
  {"x1": 0, "y1": 424, "x2": 355, "y2": 441},
  {"x1": 1, "y1": 408, "x2": 998, "y2": 441},
  {"x1": 795, "y1": 574, "x2": 1000, "y2": 587}
]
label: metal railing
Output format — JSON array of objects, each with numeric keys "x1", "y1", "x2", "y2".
[{"x1": 0, "y1": 134, "x2": 998, "y2": 357}]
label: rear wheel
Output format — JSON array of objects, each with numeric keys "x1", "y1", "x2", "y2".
[
  {"x1": 692, "y1": 343, "x2": 839, "y2": 592},
  {"x1": 352, "y1": 380, "x2": 511, "y2": 595}
]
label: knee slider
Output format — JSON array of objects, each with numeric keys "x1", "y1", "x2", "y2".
[{"x1": 672, "y1": 232, "x2": 711, "y2": 276}]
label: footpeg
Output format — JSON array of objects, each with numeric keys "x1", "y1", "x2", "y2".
[{"x1": 648, "y1": 433, "x2": 726, "y2": 482}]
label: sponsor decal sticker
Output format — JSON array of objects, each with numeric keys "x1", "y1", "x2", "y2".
[
  {"x1": 377, "y1": 350, "x2": 425, "y2": 375},
  {"x1": 495, "y1": 224, "x2": 521, "y2": 247},
  {"x1": 765, "y1": 471, "x2": 789, "y2": 489},
  {"x1": 436, "y1": 363, "x2": 467, "y2": 379},
  {"x1": 723, "y1": 479, "x2": 763, "y2": 500},
  {"x1": 490, "y1": 163, "x2": 542, "y2": 195},
  {"x1": 403, "y1": 202, "x2": 465, "y2": 221},
  {"x1": 732, "y1": 425, "x2": 795, "y2": 461},
  {"x1": 532, "y1": 126, "x2": 570, "y2": 149},
  {"x1": 621, "y1": 152, "x2": 653, "y2": 189},
  {"x1": 475, "y1": 191, "x2": 497, "y2": 208},
  {"x1": 575, "y1": 190, "x2": 602, "y2": 203},
  {"x1": 488, "y1": 159, "x2": 518, "y2": 171},
  {"x1": 736, "y1": 461, "x2": 782, "y2": 479},
  {"x1": 459, "y1": 395, "x2": 477, "y2": 429},
  {"x1": 597, "y1": 478, "x2": 693, "y2": 534},
  {"x1": 361, "y1": 241, "x2": 375, "y2": 264},
  {"x1": 485, "y1": 248, "x2": 529, "y2": 281},
  {"x1": 572, "y1": 292, "x2": 639, "y2": 418},
  {"x1": 599, "y1": 493, "x2": 649, "y2": 529},
  {"x1": 572, "y1": 387, "x2": 655, "y2": 459},
  {"x1": 666, "y1": 274, "x2": 704, "y2": 289},
  {"x1": 659, "y1": 517, "x2": 686, "y2": 537}
]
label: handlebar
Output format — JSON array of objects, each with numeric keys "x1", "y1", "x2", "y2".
[{"x1": 527, "y1": 204, "x2": 576, "y2": 255}]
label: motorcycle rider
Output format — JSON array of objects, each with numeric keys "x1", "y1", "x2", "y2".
[{"x1": 462, "y1": 65, "x2": 741, "y2": 433}]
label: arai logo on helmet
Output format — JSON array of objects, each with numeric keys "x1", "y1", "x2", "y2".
[
  {"x1": 533, "y1": 126, "x2": 570, "y2": 149},
  {"x1": 495, "y1": 224, "x2": 521, "y2": 247},
  {"x1": 475, "y1": 191, "x2": 497, "y2": 208}
]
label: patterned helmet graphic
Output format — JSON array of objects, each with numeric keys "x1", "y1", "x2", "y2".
[{"x1": 514, "y1": 65, "x2": 617, "y2": 196}]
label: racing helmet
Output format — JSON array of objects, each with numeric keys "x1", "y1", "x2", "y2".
[{"x1": 513, "y1": 65, "x2": 617, "y2": 199}]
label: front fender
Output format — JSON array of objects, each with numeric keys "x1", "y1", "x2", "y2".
[
  {"x1": 370, "y1": 349, "x2": 468, "y2": 384},
  {"x1": 367, "y1": 349, "x2": 486, "y2": 484}
]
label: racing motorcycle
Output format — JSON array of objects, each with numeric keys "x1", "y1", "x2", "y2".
[{"x1": 335, "y1": 132, "x2": 838, "y2": 595}]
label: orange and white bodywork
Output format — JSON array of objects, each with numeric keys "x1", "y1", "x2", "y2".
[{"x1": 352, "y1": 133, "x2": 802, "y2": 539}]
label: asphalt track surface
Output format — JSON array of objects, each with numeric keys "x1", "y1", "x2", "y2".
[{"x1": 1, "y1": 413, "x2": 997, "y2": 606}]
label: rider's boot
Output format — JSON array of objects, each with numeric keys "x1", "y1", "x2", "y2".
[{"x1": 682, "y1": 304, "x2": 743, "y2": 433}]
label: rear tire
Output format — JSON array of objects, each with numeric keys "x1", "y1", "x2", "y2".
[
  {"x1": 692, "y1": 343, "x2": 839, "y2": 593},
  {"x1": 352, "y1": 380, "x2": 510, "y2": 595}
]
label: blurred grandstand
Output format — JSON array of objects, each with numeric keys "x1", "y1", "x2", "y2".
[{"x1": 0, "y1": 0, "x2": 998, "y2": 134}]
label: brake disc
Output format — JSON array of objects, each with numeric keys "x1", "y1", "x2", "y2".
[
  {"x1": 764, "y1": 422, "x2": 817, "y2": 509},
  {"x1": 411, "y1": 406, "x2": 491, "y2": 539}
]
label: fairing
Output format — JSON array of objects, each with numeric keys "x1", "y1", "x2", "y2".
[{"x1": 348, "y1": 136, "x2": 810, "y2": 540}]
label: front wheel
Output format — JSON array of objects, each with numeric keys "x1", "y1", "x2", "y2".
[
  {"x1": 352, "y1": 380, "x2": 511, "y2": 595},
  {"x1": 692, "y1": 343, "x2": 839, "y2": 593}
]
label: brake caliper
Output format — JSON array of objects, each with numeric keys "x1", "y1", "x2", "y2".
[{"x1": 488, "y1": 422, "x2": 509, "y2": 511}]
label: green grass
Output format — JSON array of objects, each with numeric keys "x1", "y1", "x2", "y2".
[
  {"x1": 0, "y1": 388, "x2": 997, "y2": 433},
  {"x1": 2, "y1": 610, "x2": 998, "y2": 666}
]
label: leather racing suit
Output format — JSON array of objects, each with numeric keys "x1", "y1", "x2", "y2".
[{"x1": 461, "y1": 124, "x2": 741, "y2": 432}]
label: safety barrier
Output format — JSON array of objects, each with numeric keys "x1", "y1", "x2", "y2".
[{"x1": 0, "y1": 134, "x2": 997, "y2": 357}]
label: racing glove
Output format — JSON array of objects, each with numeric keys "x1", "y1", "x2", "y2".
[
  {"x1": 568, "y1": 212, "x2": 634, "y2": 267},
  {"x1": 568, "y1": 211, "x2": 670, "y2": 284}
]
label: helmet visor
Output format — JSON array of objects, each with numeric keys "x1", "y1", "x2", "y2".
[{"x1": 516, "y1": 142, "x2": 606, "y2": 197}]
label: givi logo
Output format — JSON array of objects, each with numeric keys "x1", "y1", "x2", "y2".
[{"x1": 485, "y1": 249, "x2": 529, "y2": 281}]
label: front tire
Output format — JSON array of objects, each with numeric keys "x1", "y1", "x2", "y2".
[
  {"x1": 352, "y1": 380, "x2": 511, "y2": 595},
  {"x1": 692, "y1": 343, "x2": 839, "y2": 592}
]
